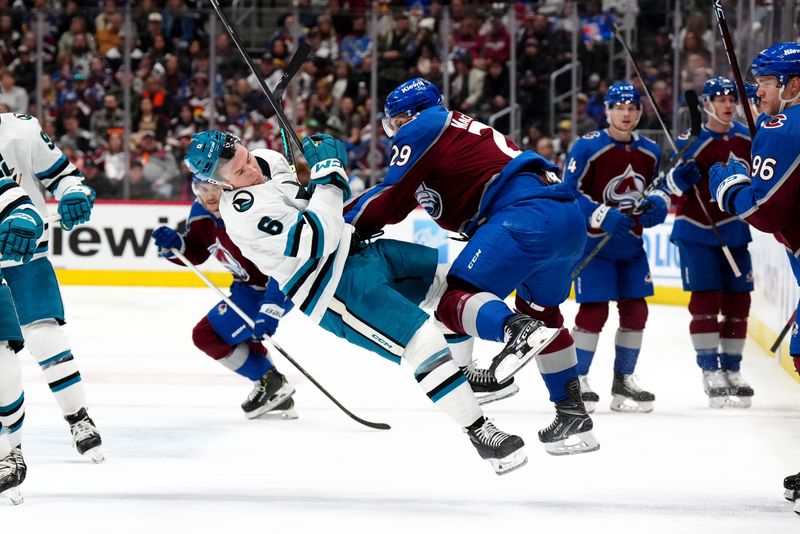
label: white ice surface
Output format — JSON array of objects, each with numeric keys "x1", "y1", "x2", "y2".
[{"x1": 3, "y1": 286, "x2": 799, "y2": 532}]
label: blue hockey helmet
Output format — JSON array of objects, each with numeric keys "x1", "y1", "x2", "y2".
[
  {"x1": 750, "y1": 42, "x2": 800, "y2": 85},
  {"x1": 604, "y1": 82, "x2": 641, "y2": 108},
  {"x1": 184, "y1": 130, "x2": 239, "y2": 184},
  {"x1": 384, "y1": 77, "x2": 442, "y2": 118},
  {"x1": 702, "y1": 76, "x2": 738, "y2": 102}
]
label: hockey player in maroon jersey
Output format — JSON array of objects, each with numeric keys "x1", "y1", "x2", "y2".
[
  {"x1": 665, "y1": 77, "x2": 754, "y2": 408},
  {"x1": 152, "y1": 178, "x2": 297, "y2": 420},
  {"x1": 564, "y1": 82, "x2": 666, "y2": 413},
  {"x1": 346, "y1": 77, "x2": 598, "y2": 456}
]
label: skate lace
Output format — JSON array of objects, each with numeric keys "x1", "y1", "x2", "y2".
[
  {"x1": 465, "y1": 363, "x2": 495, "y2": 385},
  {"x1": 0, "y1": 451, "x2": 15, "y2": 476},
  {"x1": 70, "y1": 419, "x2": 97, "y2": 442},
  {"x1": 247, "y1": 381, "x2": 267, "y2": 402},
  {"x1": 624, "y1": 374, "x2": 644, "y2": 393},
  {"x1": 706, "y1": 370, "x2": 729, "y2": 388},
  {"x1": 725, "y1": 371, "x2": 747, "y2": 387},
  {"x1": 476, "y1": 420, "x2": 511, "y2": 447}
]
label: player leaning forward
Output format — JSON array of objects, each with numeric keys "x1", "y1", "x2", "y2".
[
  {"x1": 706, "y1": 43, "x2": 800, "y2": 515},
  {"x1": 184, "y1": 130, "x2": 528, "y2": 474}
]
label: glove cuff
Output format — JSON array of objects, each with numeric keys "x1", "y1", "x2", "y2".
[
  {"x1": 10, "y1": 206, "x2": 43, "y2": 226},
  {"x1": 309, "y1": 158, "x2": 348, "y2": 183},
  {"x1": 648, "y1": 190, "x2": 672, "y2": 212},
  {"x1": 716, "y1": 174, "x2": 751, "y2": 212},
  {"x1": 63, "y1": 184, "x2": 96, "y2": 202},
  {"x1": 665, "y1": 167, "x2": 685, "y2": 196},
  {"x1": 159, "y1": 235, "x2": 185, "y2": 258},
  {"x1": 589, "y1": 204, "x2": 610, "y2": 230}
]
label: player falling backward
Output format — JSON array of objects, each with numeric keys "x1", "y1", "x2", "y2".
[
  {"x1": 704, "y1": 42, "x2": 800, "y2": 515},
  {"x1": 0, "y1": 112, "x2": 103, "y2": 463},
  {"x1": 184, "y1": 130, "x2": 533, "y2": 474},
  {"x1": 0, "y1": 177, "x2": 46, "y2": 504}
]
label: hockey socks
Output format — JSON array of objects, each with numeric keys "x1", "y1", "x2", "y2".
[
  {"x1": 573, "y1": 328, "x2": 599, "y2": 376},
  {"x1": 219, "y1": 342, "x2": 274, "y2": 381},
  {"x1": 23, "y1": 319, "x2": 87, "y2": 415},
  {"x1": 437, "y1": 288, "x2": 513, "y2": 342},
  {"x1": 613, "y1": 329, "x2": 643, "y2": 375},
  {"x1": 406, "y1": 322, "x2": 482, "y2": 427},
  {"x1": 0, "y1": 343, "x2": 24, "y2": 448},
  {"x1": 689, "y1": 291, "x2": 721, "y2": 370}
]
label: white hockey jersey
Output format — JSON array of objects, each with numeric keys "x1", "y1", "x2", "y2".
[
  {"x1": 0, "y1": 113, "x2": 84, "y2": 263},
  {"x1": 219, "y1": 149, "x2": 353, "y2": 323},
  {"x1": 0, "y1": 178, "x2": 36, "y2": 225}
]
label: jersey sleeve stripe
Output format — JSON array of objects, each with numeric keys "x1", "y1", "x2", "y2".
[
  {"x1": 45, "y1": 168, "x2": 82, "y2": 194},
  {"x1": 299, "y1": 246, "x2": 339, "y2": 314},
  {"x1": 283, "y1": 212, "x2": 306, "y2": 257},
  {"x1": 0, "y1": 197, "x2": 32, "y2": 222},
  {"x1": 282, "y1": 256, "x2": 321, "y2": 299},
  {"x1": 37, "y1": 154, "x2": 69, "y2": 181},
  {"x1": 303, "y1": 210, "x2": 325, "y2": 258}
]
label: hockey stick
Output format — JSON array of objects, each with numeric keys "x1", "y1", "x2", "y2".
[
  {"x1": 208, "y1": 0, "x2": 308, "y2": 174},
  {"x1": 572, "y1": 90, "x2": 702, "y2": 279},
  {"x1": 770, "y1": 309, "x2": 797, "y2": 353},
  {"x1": 168, "y1": 247, "x2": 391, "y2": 430},
  {"x1": 612, "y1": 25, "x2": 742, "y2": 278},
  {"x1": 711, "y1": 0, "x2": 757, "y2": 136}
]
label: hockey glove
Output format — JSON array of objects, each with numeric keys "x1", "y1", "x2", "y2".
[
  {"x1": 0, "y1": 206, "x2": 44, "y2": 263},
  {"x1": 709, "y1": 161, "x2": 751, "y2": 214},
  {"x1": 58, "y1": 184, "x2": 96, "y2": 230},
  {"x1": 637, "y1": 194, "x2": 669, "y2": 228},
  {"x1": 589, "y1": 204, "x2": 634, "y2": 237},
  {"x1": 302, "y1": 133, "x2": 351, "y2": 200},
  {"x1": 252, "y1": 302, "x2": 285, "y2": 340},
  {"x1": 665, "y1": 160, "x2": 702, "y2": 195},
  {"x1": 152, "y1": 226, "x2": 184, "y2": 257}
]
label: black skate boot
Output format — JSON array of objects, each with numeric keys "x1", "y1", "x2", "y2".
[
  {"x1": 489, "y1": 313, "x2": 559, "y2": 383},
  {"x1": 66, "y1": 408, "x2": 104, "y2": 463},
  {"x1": 539, "y1": 377, "x2": 600, "y2": 456},
  {"x1": 0, "y1": 446, "x2": 26, "y2": 505},
  {"x1": 724, "y1": 371, "x2": 754, "y2": 408},
  {"x1": 462, "y1": 362, "x2": 519, "y2": 405},
  {"x1": 465, "y1": 417, "x2": 527, "y2": 475},
  {"x1": 784, "y1": 472, "x2": 800, "y2": 502},
  {"x1": 241, "y1": 368, "x2": 295, "y2": 419},
  {"x1": 578, "y1": 375, "x2": 599, "y2": 414},
  {"x1": 610, "y1": 372, "x2": 655, "y2": 413}
]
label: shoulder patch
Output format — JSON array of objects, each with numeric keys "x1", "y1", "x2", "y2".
[
  {"x1": 764, "y1": 114, "x2": 787, "y2": 129},
  {"x1": 232, "y1": 190, "x2": 255, "y2": 212}
]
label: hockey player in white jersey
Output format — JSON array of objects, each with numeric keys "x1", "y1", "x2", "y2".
[
  {"x1": 0, "y1": 177, "x2": 45, "y2": 504},
  {"x1": 184, "y1": 130, "x2": 527, "y2": 474},
  {"x1": 0, "y1": 112, "x2": 103, "y2": 463}
]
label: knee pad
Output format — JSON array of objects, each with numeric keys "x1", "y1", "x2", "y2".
[
  {"x1": 193, "y1": 316, "x2": 236, "y2": 360},
  {"x1": 618, "y1": 298, "x2": 648, "y2": 331},
  {"x1": 514, "y1": 296, "x2": 565, "y2": 328},
  {"x1": 574, "y1": 301, "x2": 610, "y2": 333},
  {"x1": 403, "y1": 320, "x2": 450, "y2": 369},
  {"x1": 20, "y1": 319, "x2": 69, "y2": 357},
  {"x1": 0, "y1": 342, "x2": 22, "y2": 404}
]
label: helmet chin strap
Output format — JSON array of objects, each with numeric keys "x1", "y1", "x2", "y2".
[
  {"x1": 703, "y1": 100, "x2": 733, "y2": 128},
  {"x1": 777, "y1": 84, "x2": 800, "y2": 113}
]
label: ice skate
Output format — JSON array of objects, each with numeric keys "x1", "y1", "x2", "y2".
[
  {"x1": 701, "y1": 370, "x2": 730, "y2": 408},
  {"x1": 489, "y1": 314, "x2": 560, "y2": 383},
  {"x1": 539, "y1": 378, "x2": 600, "y2": 456},
  {"x1": 242, "y1": 368, "x2": 295, "y2": 419},
  {"x1": 610, "y1": 372, "x2": 655, "y2": 413},
  {"x1": 465, "y1": 417, "x2": 527, "y2": 475},
  {"x1": 255, "y1": 397, "x2": 299, "y2": 420},
  {"x1": 724, "y1": 371, "x2": 754, "y2": 408},
  {"x1": 462, "y1": 362, "x2": 519, "y2": 405},
  {"x1": 578, "y1": 375, "x2": 599, "y2": 413},
  {"x1": 66, "y1": 408, "x2": 104, "y2": 463},
  {"x1": 784, "y1": 472, "x2": 800, "y2": 502},
  {"x1": 0, "y1": 446, "x2": 26, "y2": 505}
]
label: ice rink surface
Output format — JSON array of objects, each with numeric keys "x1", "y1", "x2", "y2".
[{"x1": 3, "y1": 286, "x2": 799, "y2": 532}]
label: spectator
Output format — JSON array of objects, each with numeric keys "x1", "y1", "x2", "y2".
[
  {"x1": 95, "y1": 0, "x2": 118, "y2": 33},
  {"x1": 331, "y1": 60, "x2": 358, "y2": 105},
  {"x1": 535, "y1": 136, "x2": 556, "y2": 161},
  {"x1": 476, "y1": 12, "x2": 511, "y2": 64},
  {"x1": 334, "y1": 96, "x2": 363, "y2": 150},
  {"x1": 0, "y1": 13, "x2": 21, "y2": 66},
  {"x1": 480, "y1": 59, "x2": 510, "y2": 124},
  {"x1": 341, "y1": 16, "x2": 373, "y2": 68},
  {"x1": 0, "y1": 71, "x2": 29, "y2": 114},
  {"x1": 90, "y1": 93, "x2": 125, "y2": 139},
  {"x1": 127, "y1": 160, "x2": 155, "y2": 200},
  {"x1": 317, "y1": 14, "x2": 340, "y2": 64},
  {"x1": 134, "y1": 130, "x2": 180, "y2": 199},
  {"x1": 575, "y1": 93, "x2": 599, "y2": 135},
  {"x1": 7, "y1": 47, "x2": 37, "y2": 95},
  {"x1": 378, "y1": 13, "x2": 414, "y2": 97},
  {"x1": 215, "y1": 32, "x2": 248, "y2": 80},
  {"x1": 552, "y1": 119, "x2": 574, "y2": 166},
  {"x1": 96, "y1": 11, "x2": 123, "y2": 57},
  {"x1": 267, "y1": 13, "x2": 295, "y2": 55},
  {"x1": 163, "y1": 0, "x2": 197, "y2": 50},
  {"x1": 136, "y1": 97, "x2": 168, "y2": 142},
  {"x1": 142, "y1": 73, "x2": 174, "y2": 117},
  {"x1": 100, "y1": 131, "x2": 127, "y2": 184},
  {"x1": 58, "y1": 16, "x2": 97, "y2": 57},
  {"x1": 70, "y1": 32, "x2": 93, "y2": 75},
  {"x1": 59, "y1": 115, "x2": 96, "y2": 155},
  {"x1": 450, "y1": 53, "x2": 485, "y2": 113},
  {"x1": 140, "y1": 12, "x2": 165, "y2": 53},
  {"x1": 80, "y1": 156, "x2": 119, "y2": 199}
]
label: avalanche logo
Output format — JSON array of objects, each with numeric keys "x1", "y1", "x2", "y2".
[
  {"x1": 209, "y1": 238, "x2": 250, "y2": 281},
  {"x1": 602, "y1": 164, "x2": 645, "y2": 208},
  {"x1": 764, "y1": 114, "x2": 787, "y2": 129},
  {"x1": 232, "y1": 191, "x2": 254, "y2": 212},
  {"x1": 415, "y1": 183, "x2": 443, "y2": 219}
]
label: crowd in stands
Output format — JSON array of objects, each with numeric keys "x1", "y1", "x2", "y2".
[{"x1": 0, "y1": 0, "x2": 747, "y2": 200}]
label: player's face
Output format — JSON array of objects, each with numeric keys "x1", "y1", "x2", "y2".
[
  {"x1": 755, "y1": 75, "x2": 782, "y2": 115},
  {"x1": 382, "y1": 113, "x2": 412, "y2": 138},
  {"x1": 217, "y1": 143, "x2": 265, "y2": 189},
  {"x1": 708, "y1": 94, "x2": 736, "y2": 123},
  {"x1": 607, "y1": 103, "x2": 640, "y2": 132},
  {"x1": 193, "y1": 181, "x2": 222, "y2": 215}
]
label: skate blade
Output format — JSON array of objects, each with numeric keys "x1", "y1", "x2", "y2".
[
  {"x1": 725, "y1": 395, "x2": 752, "y2": 409},
  {"x1": 609, "y1": 395, "x2": 653, "y2": 413},
  {"x1": 244, "y1": 384, "x2": 296, "y2": 420},
  {"x1": 544, "y1": 431, "x2": 600, "y2": 456},
  {"x1": 2, "y1": 487, "x2": 23, "y2": 505},
  {"x1": 256, "y1": 408, "x2": 299, "y2": 420},
  {"x1": 493, "y1": 326, "x2": 560, "y2": 383},
  {"x1": 83, "y1": 447, "x2": 105, "y2": 464},
  {"x1": 583, "y1": 400, "x2": 597, "y2": 414},
  {"x1": 490, "y1": 448, "x2": 528, "y2": 476},
  {"x1": 707, "y1": 395, "x2": 729, "y2": 409},
  {"x1": 475, "y1": 383, "x2": 520, "y2": 406},
  {"x1": 795, "y1": 500, "x2": 800, "y2": 516}
]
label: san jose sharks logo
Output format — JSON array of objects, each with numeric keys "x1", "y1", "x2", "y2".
[
  {"x1": 415, "y1": 183, "x2": 443, "y2": 219},
  {"x1": 232, "y1": 191, "x2": 254, "y2": 212},
  {"x1": 208, "y1": 238, "x2": 250, "y2": 281},
  {"x1": 602, "y1": 164, "x2": 645, "y2": 208}
]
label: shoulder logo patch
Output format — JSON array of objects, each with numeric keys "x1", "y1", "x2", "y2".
[
  {"x1": 415, "y1": 183, "x2": 443, "y2": 219},
  {"x1": 764, "y1": 114, "x2": 787, "y2": 129},
  {"x1": 232, "y1": 190, "x2": 255, "y2": 212}
]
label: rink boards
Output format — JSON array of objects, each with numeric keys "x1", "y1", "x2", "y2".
[{"x1": 44, "y1": 201, "x2": 798, "y2": 381}]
